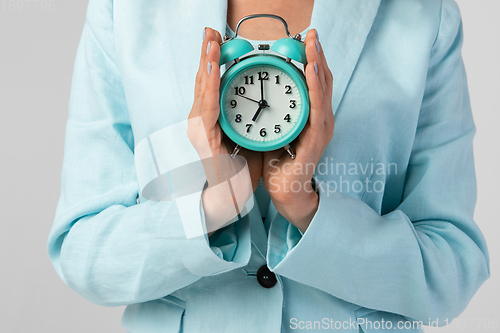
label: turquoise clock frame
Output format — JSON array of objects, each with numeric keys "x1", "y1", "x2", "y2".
[
  {"x1": 218, "y1": 14, "x2": 310, "y2": 154},
  {"x1": 219, "y1": 55, "x2": 310, "y2": 152}
]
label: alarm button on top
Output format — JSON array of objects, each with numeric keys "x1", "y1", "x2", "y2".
[{"x1": 257, "y1": 265, "x2": 277, "y2": 288}]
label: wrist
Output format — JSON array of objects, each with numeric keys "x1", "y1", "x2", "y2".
[{"x1": 273, "y1": 189, "x2": 319, "y2": 234}]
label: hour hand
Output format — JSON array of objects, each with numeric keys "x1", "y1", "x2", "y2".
[
  {"x1": 252, "y1": 100, "x2": 269, "y2": 122},
  {"x1": 252, "y1": 105, "x2": 265, "y2": 122}
]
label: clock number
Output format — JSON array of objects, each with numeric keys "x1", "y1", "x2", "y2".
[
  {"x1": 274, "y1": 125, "x2": 281, "y2": 133},
  {"x1": 260, "y1": 128, "x2": 267, "y2": 137},
  {"x1": 258, "y1": 71, "x2": 269, "y2": 80},
  {"x1": 244, "y1": 76, "x2": 254, "y2": 85},
  {"x1": 285, "y1": 85, "x2": 292, "y2": 94},
  {"x1": 235, "y1": 87, "x2": 246, "y2": 95},
  {"x1": 245, "y1": 124, "x2": 252, "y2": 133},
  {"x1": 275, "y1": 75, "x2": 280, "y2": 84},
  {"x1": 235, "y1": 114, "x2": 242, "y2": 123},
  {"x1": 284, "y1": 114, "x2": 291, "y2": 122},
  {"x1": 230, "y1": 100, "x2": 237, "y2": 108},
  {"x1": 289, "y1": 100, "x2": 296, "y2": 108}
]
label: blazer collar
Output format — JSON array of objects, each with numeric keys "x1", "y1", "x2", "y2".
[{"x1": 310, "y1": 0, "x2": 381, "y2": 115}]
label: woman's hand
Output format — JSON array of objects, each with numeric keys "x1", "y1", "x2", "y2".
[
  {"x1": 262, "y1": 29, "x2": 334, "y2": 234},
  {"x1": 188, "y1": 29, "x2": 227, "y2": 158},
  {"x1": 187, "y1": 28, "x2": 262, "y2": 236}
]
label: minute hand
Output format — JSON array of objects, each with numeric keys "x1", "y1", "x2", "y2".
[
  {"x1": 260, "y1": 75, "x2": 264, "y2": 101},
  {"x1": 236, "y1": 94, "x2": 260, "y2": 104}
]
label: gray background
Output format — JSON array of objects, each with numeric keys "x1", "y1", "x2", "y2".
[{"x1": 0, "y1": 1, "x2": 498, "y2": 332}]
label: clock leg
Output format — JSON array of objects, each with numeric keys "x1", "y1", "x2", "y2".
[
  {"x1": 231, "y1": 145, "x2": 241, "y2": 159},
  {"x1": 284, "y1": 144, "x2": 296, "y2": 160}
]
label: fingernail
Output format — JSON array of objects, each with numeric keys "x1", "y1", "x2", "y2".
[
  {"x1": 315, "y1": 29, "x2": 319, "y2": 42},
  {"x1": 315, "y1": 39, "x2": 320, "y2": 53},
  {"x1": 207, "y1": 62, "x2": 212, "y2": 75},
  {"x1": 314, "y1": 62, "x2": 318, "y2": 75},
  {"x1": 207, "y1": 41, "x2": 211, "y2": 55},
  {"x1": 202, "y1": 27, "x2": 206, "y2": 41}
]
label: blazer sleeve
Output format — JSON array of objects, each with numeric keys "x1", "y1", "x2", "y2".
[
  {"x1": 46, "y1": 0, "x2": 250, "y2": 307},
  {"x1": 266, "y1": 0, "x2": 490, "y2": 324}
]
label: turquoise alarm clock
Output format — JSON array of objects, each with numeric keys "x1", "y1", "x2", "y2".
[{"x1": 218, "y1": 14, "x2": 309, "y2": 159}]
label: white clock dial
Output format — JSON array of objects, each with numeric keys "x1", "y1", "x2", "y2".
[{"x1": 224, "y1": 66, "x2": 301, "y2": 142}]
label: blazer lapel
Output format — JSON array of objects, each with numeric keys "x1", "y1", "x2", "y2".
[
  {"x1": 157, "y1": 0, "x2": 228, "y2": 116},
  {"x1": 311, "y1": 0, "x2": 381, "y2": 116}
]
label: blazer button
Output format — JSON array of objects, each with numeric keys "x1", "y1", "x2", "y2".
[{"x1": 257, "y1": 265, "x2": 277, "y2": 288}]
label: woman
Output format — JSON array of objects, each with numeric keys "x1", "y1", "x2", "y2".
[{"x1": 47, "y1": 0, "x2": 490, "y2": 332}]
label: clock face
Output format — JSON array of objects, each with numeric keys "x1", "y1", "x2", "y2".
[{"x1": 222, "y1": 65, "x2": 303, "y2": 145}]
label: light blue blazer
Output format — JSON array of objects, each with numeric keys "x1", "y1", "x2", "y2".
[{"x1": 47, "y1": 0, "x2": 490, "y2": 332}]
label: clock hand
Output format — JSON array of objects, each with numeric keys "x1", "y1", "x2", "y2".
[
  {"x1": 252, "y1": 73, "x2": 269, "y2": 122},
  {"x1": 252, "y1": 105, "x2": 265, "y2": 122},
  {"x1": 236, "y1": 94, "x2": 260, "y2": 104},
  {"x1": 252, "y1": 100, "x2": 269, "y2": 122},
  {"x1": 260, "y1": 75, "x2": 264, "y2": 102}
]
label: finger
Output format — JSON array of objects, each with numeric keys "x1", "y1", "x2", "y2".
[
  {"x1": 202, "y1": 60, "x2": 221, "y2": 129},
  {"x1": 202, "y1": 30, "x2": 222, "y2": 126},
  {"x1": 193, "y1": 28, "x2": 220, "y2": 119},
  {"x1": 214, "y1": 29, "x2": 223, "y2": 44},
  {"x1": 206, "y1": 38, "x2": 221, "y2": 94},
  {"x1": 315, "y1": 40, "x2": 328, "y2": 90},
  {"x1": 192, "y1": 28, "x2": 222, "y2": 123},
  {"x1": 199, "y1": 28, "x2": 214, "y2": 71},
  {"x1": 197, "y1": 28, "x2": 219, "y2": 94},
  {"x1": 305, "y1": 29, "x2": 326, "y2": 91},
  {"x1": 193, "y1": 28, "x2": 211, "y2": 117},
  {"x1": 196, "y1": 28, "x2": 208, "y2": 91},
  {"x1": 297, "y1": 63, "x2": 329, "y2": 162},
  {"x1": 305, "y1": 59, "x2": 324, "y2": 129},
  {"x1": 201, "y1": 28, "x2": 220, "y2": 69}
]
